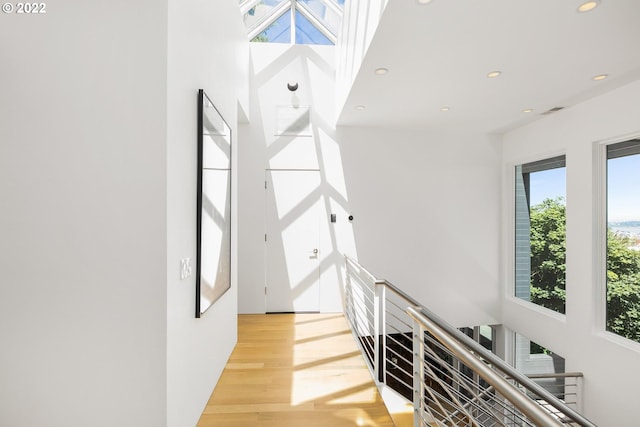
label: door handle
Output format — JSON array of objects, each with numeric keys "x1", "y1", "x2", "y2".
[{"x1": 312, "y1": 248, "x2": 318, "y2": 254}]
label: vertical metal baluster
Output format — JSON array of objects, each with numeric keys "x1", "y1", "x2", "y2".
[
  {"x1": 413, "y1": 318, "x2": 424, "y2": 427},
  {"x1": 380, "y1": 283, "x2": 387, "y2": 385},
  {"x1": 373, "y1": 280, "x2": 381, "y2": 384}
]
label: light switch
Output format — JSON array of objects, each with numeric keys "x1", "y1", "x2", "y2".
[{"x1": 180, "y1": 258, "x2": 192, "y2": 280}]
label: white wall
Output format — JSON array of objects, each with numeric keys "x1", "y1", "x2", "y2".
[
  {"x1": 238, "y1": 43, "x2": 354, "y2": 313},
  {"x1": 336, "y1": 0, "x2": 388, "y2": 113},
  {"x1": 0, "y1": 2, "x2": 168, "y2": 426},
  {"x1": 338, "y1": 127, "x2": 502, "y2": 328},
  {"x1": 0, "y1": 1, "x2": 247, "y2": 426},
  {"x1": 166, "y1": 1, "x2": 246, "y2": 426},
  {"x1": 502, "y1": 79, "x2": 640, "y2": 426},
  {"x1": 238, "y1": 43, "x2": 501, "y2": 328}
]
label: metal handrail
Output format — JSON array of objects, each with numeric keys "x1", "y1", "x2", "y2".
[
  {"x1": 412, "y1": 301, "x2": 595, "y2": 427},
  {"x1": 525, "y1": 372, "x2": 583, "y2": 379},
  {"x1": 343, "y1": 255, "x2": 597, "y2": 427},
  {"x1": 409, "y1": 307, "x2": 563, "y2": 427}
]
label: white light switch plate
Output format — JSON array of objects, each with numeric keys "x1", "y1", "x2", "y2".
[{"x1": 180, "y1": 258, "x2": 192, "y2": 280}]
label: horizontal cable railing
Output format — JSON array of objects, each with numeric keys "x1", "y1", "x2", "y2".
[
  {"x1": 343, "y1": 256, "x2": 597, "y2": 427},
  {"x1": 510, "y1": 373, "x2": 584, "y2": 422}
]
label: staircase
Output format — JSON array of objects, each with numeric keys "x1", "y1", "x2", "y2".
[{"x1": 343, "y1": 256, "x2": 597, "y2": 427}]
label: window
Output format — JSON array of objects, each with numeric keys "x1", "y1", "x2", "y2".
[
  {"x1": 240, "y1": 0, "x2": 344, "y2": 45},
  {"x1": 458, "y1": 326, "x2": 495, "y2": 397},
  {"x1": 514, "y1": 333, "x2": 566, "y2": 401},
  {"x1": 606, "y1": 139, "x2": 640, "y2": 343},
  {"x1": 459, "y1": 325, "x2": 495, "y2": 352},
  {"x1": 515, "y1": 156, "x2": 566, "y2": 314}
]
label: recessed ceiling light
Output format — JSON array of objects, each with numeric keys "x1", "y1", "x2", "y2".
[
  {"x1": 487, "y1": 70, "x2": 502, "y2": 78},
  {"x1": 416, "y1": 0, "x2": 433, "y2": 4},
  {"x1": 522, "y1": 108, "x2": 533, "y2": 113},
  {"x1": 577, "y1": 1, "x2": 600, "y2": 13},
  {"x1": 374, "y1": 68, "x2": 388, "y2": 75},
  {"x1": 355, "y1": 105, "x2": 366, "y2": 110},
  {"x1": 440, "y1": 107, "x2": 450, "y2": 112},
  {"x1": 592, "y1": 73, "x2": 608, "y2": 81}
]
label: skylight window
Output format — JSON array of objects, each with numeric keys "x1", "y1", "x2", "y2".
[{"x1": 240, "y1": 0, "x2": 344, "y2": 45}]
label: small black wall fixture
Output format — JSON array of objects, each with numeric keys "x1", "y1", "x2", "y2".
[{"x1": 287, "y1": 82, "x2": 299, "y2": 92}]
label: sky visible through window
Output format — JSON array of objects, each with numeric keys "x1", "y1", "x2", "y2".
[
  {"x1": 529, "y1": 158, "x2": 640, "y2": 224},
  {"x1": 244, "y1": 0, "x2": 344, "y2": 45},
  {"x1": 529, "y1": 167, "x2": 565, "y2": 206},
  {"x1": 608, "y1": 154, "x2": 640, "y2": 222}
]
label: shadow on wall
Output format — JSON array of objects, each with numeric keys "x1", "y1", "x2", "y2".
[
  {"x1": 243, "y1": 43, "x2": 500, "y2": 326},
  {"x1": 244, "y1": 43, "x2": 356, "y2": 313}
]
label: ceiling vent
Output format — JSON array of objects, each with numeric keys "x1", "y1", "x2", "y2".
[{"x1": 541, "y1": 106, "x2": 565, "y2": 115}]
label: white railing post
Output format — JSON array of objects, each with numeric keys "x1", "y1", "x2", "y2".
[
  {"x1": 576, "y1": 374, "x2": 584, "y2": 414},
  {"x1": 375, "y1": 280, "x2": 387, "y2": 384},
  {"x1": 412, "y1": 317, "x2": 424, "y2": 427},
  {"x1": 373, "y1": 280, "x2": 381, "y2": 383},
  {"x1": 380, "y1": 283, "x2": 387, "y2": 384}
]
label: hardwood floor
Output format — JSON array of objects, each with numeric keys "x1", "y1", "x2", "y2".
[{"x1": 197, "y1": 313, "x2": 397, "y2": 427}]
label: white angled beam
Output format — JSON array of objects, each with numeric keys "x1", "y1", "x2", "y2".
[
  {"x1": 295, "y1": 1, "x2": 337, "y2": 44},
  {"x1": 247, "y1": 1, "x2": 292, "y2": 41},
  {"x1": 319, "y1": 0, "x2": 343, "y2": 18},
  {"x1": 240, "y1": 0, "x2": 262, "y2": 16}
]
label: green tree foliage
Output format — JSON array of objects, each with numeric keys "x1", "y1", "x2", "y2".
[
  {"x1": 530, "y1": 198, "x2": 566, "y2": 314},
  {"x1": 530, "y1": 198, "x2": 640, "y2": 342},
  {"x1": 606, "y1": 231, "x2": 640, "y2": 341},
  {"x1": 251, "y1": 33, "x2": 269, "y2": 43},
  {"x1": 248, "y1": 1, "x2": 271, "y2": 43}
]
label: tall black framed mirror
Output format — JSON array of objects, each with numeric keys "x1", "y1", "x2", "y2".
[{"x1": 196, "y1": 89, "x2": 231, "y2": 317}]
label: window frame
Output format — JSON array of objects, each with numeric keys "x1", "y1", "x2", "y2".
[
  {"x1": 242, "y1": 0, "x2": 342, "y2": 44},
  {"x1": 598, "y1": 137, "x2": 640, "y2": 344},
  {"x1": 513, "y1": 154, "x2": 567, "y2": 314}
]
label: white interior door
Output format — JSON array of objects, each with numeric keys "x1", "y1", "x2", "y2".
[{"x1": 265, "y1": 170, "x2": 321, "y2": 312}]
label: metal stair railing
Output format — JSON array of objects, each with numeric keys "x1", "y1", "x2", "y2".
[{"x1": 343, "y1": 255, "x2": 597, "y2": 427}]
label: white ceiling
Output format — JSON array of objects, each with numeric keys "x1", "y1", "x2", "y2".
[{"x1": 337, "y1": 0, "x2": 640, "y2": 133}]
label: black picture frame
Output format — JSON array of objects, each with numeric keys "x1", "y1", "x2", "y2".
[{"x1": 196, "y1": 89, "x2": 232, "y2": 318}]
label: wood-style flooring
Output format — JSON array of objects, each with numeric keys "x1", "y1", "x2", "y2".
[{"x1": 197, "y1": 313, "x2": 398, "y2": 427}]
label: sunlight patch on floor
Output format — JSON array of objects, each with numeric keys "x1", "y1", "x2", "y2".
[
  {"x1": 197, "y1": 313, "x2": 395, "y2": 427},
  {"x1": 290, "y1": 314, "x2": 382, "y2": 406}
]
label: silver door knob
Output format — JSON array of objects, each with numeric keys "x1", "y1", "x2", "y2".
[{"x1": 313, "y1": 249, "x2": 318, "y2": 254}]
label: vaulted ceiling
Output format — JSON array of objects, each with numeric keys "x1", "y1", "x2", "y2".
[
  {"x1": 338, "y1": 0, "x2": 640, "y2": 133},
  {"x1": 240, "y1": 0, "x2": 344, "y2": 44}
]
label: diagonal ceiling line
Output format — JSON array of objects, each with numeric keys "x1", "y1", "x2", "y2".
[
  {"x1": 295, "y1": 2, "x2": 337, "y2": 44},
  {"x1": 318, "y1": 0, "x2": 343, "y2": 18},
  {"x1": 239, "y1": 0, "x2": 262, "y2": 15},
  {"x1": 247, "y1": 1, "x2": 292, "y2": 41}
]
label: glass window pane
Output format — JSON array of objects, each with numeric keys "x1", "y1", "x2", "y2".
[
  {"x1": 242, "y1": 1, "x2": 344, "y2": 45},
  {"x1": 479, "y1": 325, "x2": 493, "y2": 351},
  {"x1": 515, "y1": 157, "x2": 566, "y2": 314},
  {"x1": 244, "y1": 0, "x2": 288, "y2": 33},
  {"x1": 606, "y1": 141, "x2": 640, "y2": 343},
  {"x1": 251, "y1": 11, "x2": 292, "y2": 43},
  {"x1": 298, "y1": 0, "x2": 341, "y2": 35},
  {"x1": 295, "y1": 10, "x2": 333, "y2": 45},
  {"x1": 459, "y1": 327, "x2": 474, "y2": 338},
  {"x1": 514, "y1": 333, "x2": 566, "y2": 400}
]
